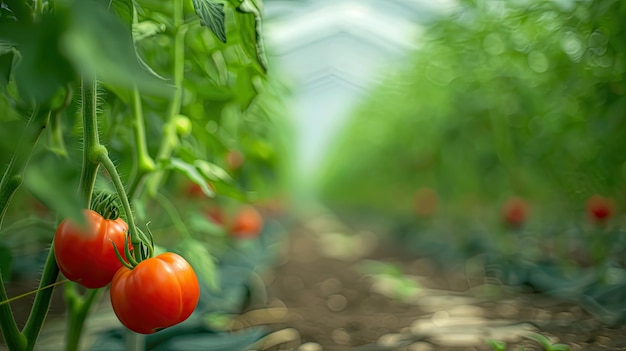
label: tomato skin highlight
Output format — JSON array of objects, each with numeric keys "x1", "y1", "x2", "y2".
[
  {"x1": 110, "y1": 252, "x2": 200, "y2": 334},
  {"x1": 54, "y1": 209, "x2": 129, "y2": 289}
]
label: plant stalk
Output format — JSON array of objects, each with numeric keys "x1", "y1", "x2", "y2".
[
  {"x1": 21, "y1": 246, "x2": 60, "y2": 351},
  {"x1": 127, "y1": 86, "x2": 156, "y2": 199},
  {"x1": 64, "y1": 286, "x2": 102, "y2": 351},
  {"x1": 144, "y1": 0, "x2": 187, "y2": 196},
  {"x1": 78, "y1": 77, "x2": 101, "y2": 205},
  {"x1": 98, "y1": 153, "x2": 143, "y2": 258},
  {"x1": 0, "y1": 108, "x2": 51, "y2": 351}
]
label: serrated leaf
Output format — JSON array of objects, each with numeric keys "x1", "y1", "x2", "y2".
[
  {"x1": 178, "y1": 238, "x2": 219, "y2": 291},
  {"x1": 192, "y1": 0, "x2": 226, "y2": 43}
]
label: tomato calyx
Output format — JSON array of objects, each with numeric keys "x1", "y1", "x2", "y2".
[
  {"x1": 111, "y1": 225, "x2": 154, "y2": 270},
  {"x1": 91, "y1": 192, "x2": 121, "y2": 220}
]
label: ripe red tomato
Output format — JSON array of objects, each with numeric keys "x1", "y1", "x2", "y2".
[
  {"x1": 109, "y1": 252, "x2": 200, "y2": 334},
  {"x1": 54, "y1": 209, "x2": 129, "y2": 289},
  {"x1": 230, "y1": 205, "x2": 263, "y2": 239},
  {"x1": 185, "y1": 181, "x2": 215, "y2": 199},
  {"x1": 206, "y1": 207, "x2": 224, "y2": 226},
  {"x1": 586, "y1": 195, "x2": 614, "y2": 223},
  {"x1": 225, "y1": 150, "x2": 244, "y2": 171},
  {"x1": 502, "y1": 197, "x2": 529, "y2": 228}
]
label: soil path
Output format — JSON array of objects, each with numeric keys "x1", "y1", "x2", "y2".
[{"x1": 257, "y1": 217, "x2": 626, "y2": 351}]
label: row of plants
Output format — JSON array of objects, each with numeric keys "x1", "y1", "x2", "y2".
[
  {"x1": 0, "y1": 0, "x2": 290, "y2": 349},
  {"x1": 316, "y1": 0, "x2": 626, "y2": 325}
]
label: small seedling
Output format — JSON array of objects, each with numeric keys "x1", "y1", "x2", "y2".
[
  {"x1": 522, "y1": 331, "x2": 571, "y2": 351},
  {"x1": 486, "y1": 338, "x2": 506, "y2": 351}
]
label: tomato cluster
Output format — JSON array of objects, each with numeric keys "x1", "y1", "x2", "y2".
[{"x1": 54, "y1": 210, "x2": 200, "y2": 334}]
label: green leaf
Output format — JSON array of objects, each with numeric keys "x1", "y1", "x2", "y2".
[
  {"x1": 0, "y1": 244, "x2": 12, "y2": 281},
  {"x1": 236, "y1": 0, "x2": 268, "y2": 71},
  {"x1": 23, "y1": 155, "x2": 85, "y2": 226},
  {"x1": 63, "y1": 0, "x2": 171, "y2": 96},
  {"x1": 192, "y1": 0, "x2": 227, "y2": 43},
  {"x1": 2, "y1": 13, "x2": 76, "y2": 104},
  {"x1": 165, "y1": 158, "x2": 216, "y2": 197},
  {"x1": 133, "y1": 20, "x2": 166, "y2": 41},
  {"x1": 0, "y1": 46, "x2": 15, "y2": 90},
  {"x1": 486, "y1": 339, "x2": 507, "y2": 351},
  {"x1": 0, "y1": 0, "x2": 32, "y2": 23},
  {"x1": 189, "y1": 214, "x2": 226, "y2": 237},
  {"x1": 178, "y1": 238, "x2": 219, "y2": 291},
  {"x1": 522, "y1": 331, "x2": 553, "y2": 348},
  {"x1": 108, "y1": 0, "x2": 134, "y2": 26},
  {"x1": 194, "y1": 160, "x2": 246, "y2": 200},
  {"x1": 549, "y1": 344, "x2": 571, "y2": 351}
]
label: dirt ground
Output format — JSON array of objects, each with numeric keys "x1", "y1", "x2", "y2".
[{"x1": 253, "y1": 218, "x2": 626, "y2": 351}]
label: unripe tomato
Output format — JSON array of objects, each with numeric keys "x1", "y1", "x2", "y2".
[
  {"x1": 110, "y1": 252, "x2": 200, "y2": 334},
  {"x1": 174, "y1": 114, "x2": 192, "y2": 136},
  {"x1": 230, "y1": 205, "x2": 263, "y2": 239},
  {"x1": 54, "y1": 209, "x2": 129, "y2": 289},
  {"x1": 502, "y1": 197, "x2": 529, "y2": 229}
]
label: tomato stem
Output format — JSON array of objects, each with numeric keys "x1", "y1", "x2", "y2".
[
  {"x1": 64, "y1": 286, "x2": 102, "y2": 351},
  {"x1": 22, "y1": 245, "x2": 60, "y2": 351},
  {"x1": 79, "y1": 77, "x2": 101, "y2": 206},
  {"x1": 99, "y1": 153, "x2": 145, "y2": 261},
  {"x1": 48, "y1": 85, "x2": 73, "y2": 158},
  {"x1": 144, "y1": 4, "x2": 188, "y2": 197},
  {"x1": 127, "y1": 86, "x2": 156, "y2": 199}
]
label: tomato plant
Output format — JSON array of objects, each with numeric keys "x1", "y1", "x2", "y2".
[
  {"x1": 110, "y1": 252, "x2": 200, "y2": 334},
  {"x1": 54, "y1": 209, "x2": 129, "y2": 289},
  {"x1": 0, "y1": 0, "x2": 288, "y2": 347}
]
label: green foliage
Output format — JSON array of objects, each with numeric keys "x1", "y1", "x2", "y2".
[
  {"x1": 317, "y1": 0, "x2": 626, "y2": 327},
  {"x1": 0, "y1": 0, "x2": 288, "y2": 348},
  {"x1": 192, "y1": 0, "x2": 227, "y2": 42},
  {"x1": 319, "y1": 0, "x2": 626, "y2": 219}
]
